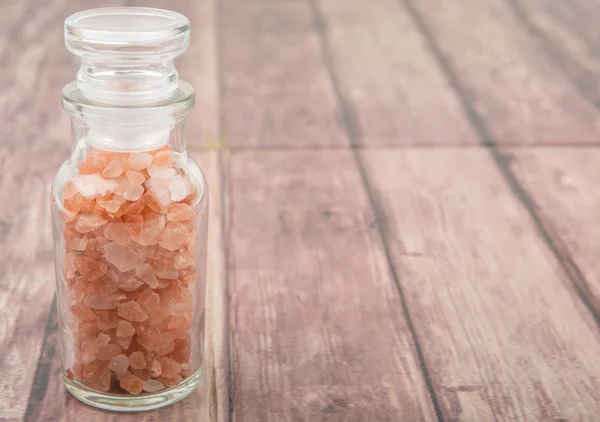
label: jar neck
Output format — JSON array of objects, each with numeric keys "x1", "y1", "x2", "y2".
[{"x1": 77, "y1": 60, "x2": 179, "y2": 106}]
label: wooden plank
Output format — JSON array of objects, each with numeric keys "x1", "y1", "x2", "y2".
[
  {"x1": 219, "y1": 1, "x2": 346, "y2": 148},
  {"x1": 407, "y1": 0, "x2": 600, "y2": 144},
  {"x1": 226, "y1": 150, "x2": 437, "y2": 421},
  {"x1": 24, "y1": 151, "x2": 226, "y2": 422},
  {"x1": 504, "y1": 0, "x2": 600, "y2": 108},
  {"x1": 509, "y1": 148, "x2": 600, "y2": 317},
  {"x1": 314, "y1": 0, "x2": 477, "y2": 146},
  {"x1": 361, "y1": 149, "x2": 600, "y2": 420}
]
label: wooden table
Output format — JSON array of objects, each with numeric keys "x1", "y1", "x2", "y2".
[{"x1": 3, "y1": 0, "x2": 600, "y2": 420}]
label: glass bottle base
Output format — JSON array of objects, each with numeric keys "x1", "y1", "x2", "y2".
[{"x1": 63, "y1": 369, "x2": 202, "y2": 412}]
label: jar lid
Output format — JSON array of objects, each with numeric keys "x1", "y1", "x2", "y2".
[{"x1": 65, "y1": 7, "x2": 190, "y2": 62}]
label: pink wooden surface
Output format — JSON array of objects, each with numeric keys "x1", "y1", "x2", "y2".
[{"x1": 2, "y1": 0, "x2": 600, "y2": 421}]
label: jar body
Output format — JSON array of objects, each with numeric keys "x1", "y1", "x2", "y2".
[{"x1": 51, "y1": 116, "x2": 207, "y2": 411}]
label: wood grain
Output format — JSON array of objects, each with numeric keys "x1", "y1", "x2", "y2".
[
  {"x1": 406, "y1": 0, "x2": 600, "y2": 145},
  {"x1": 313, "y1": 0, "x2": 477, "y2": 146},
  {"x1": 226, "y1": 150, "x2": 437, "y2": 421},
  {"x1": 504, "y1": 0, "x2": 600, "y2": 109},
  {"x1": 219, "y1": 1, "x2": 346, "y2": 148},
  {"x1": 508, "y1": 148, "x2": 600, "y2": 320},
  {"x1": 24, "y1": 152, "x2": 226, "y2": 422},
  {"x1": 361, "y1": 149, "x2": 600, "y2": 420}
]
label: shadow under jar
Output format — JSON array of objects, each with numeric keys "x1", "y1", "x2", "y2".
[{"x1": 50, "y1": 8, "x2": 208, "y2": 412}]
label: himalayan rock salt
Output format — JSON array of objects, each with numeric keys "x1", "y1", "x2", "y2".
[
  {"x1": 118, "y1": 274, "x2": 144, "y2": 292},
  {"x1": 136, "y1": 264, "x2": 159, "y2": 288},
  {"x1": 124, "y1": 185, "x2": 144, "y2": 201},
  {"x1": 152, "y1": 150, "x2": 174, "y2": 167},
  {"x1": 126, "y1": 171, "x2": 146, "y2": 185},
  {"x1": 133, "y1": 320, "x2": 149, "y2": 335},
  {"x1": 96, "y1": 333, "x2": 111, "y2": 346},
  {"x1": 79, "y1": 150, "x2": 111, "y2": 174},
  {"x1": 124, "y1": 197, "x2": 146, "y2": 219},
  {"x1": 126, "y1": 215, "x2": 144, "y2": 235},
  {"x1": 116, "y1": 335, "x2": 133, "y2": 351},
  {"x1": 156, "y1": 269, "x2": 179, "y2": 280},
  {"x1": 169, "y1": 337, "x2": 191, "y2": 363},
  {"x1": 78, "y1": 320, "x2": 98, "y2": 337},
  {"x1": 117, "y1": 320, "x2": 135, "y2": 337},
  {"x1": 100, "y1": 270, "x2": 119, "y2": 293},
  {"x1": 148, "y1": 165, "x2": 176, "y2": 179},
  {"x1": 136, "y1": 288, "x2": 160, "y2": 312},
  {"x1": 145, "y1": 177, "x2": 172, "y2": 210},
  {"x1": 71, "y1": 303, "x2": 97, "y2": 321},
  {"x1": 135, "y1": 228, "x2": 161, "y2": 246},
  {"x1": 137, "y1": 326, "x2": 161, "y2": 351},
  {"x1": 83, "y1": 360, "x2": 107, "y2": 379},
  {"x1": 167, "y1": 203, "x2": 194, "y2": 222},
  {"x1": 157, "y1": 374, "x2": 182, "y2": 387},
  {"x1": 112, "y1": 176, "x2": 130, "y2": 196},
  {"x1": 71, "y1": 277, "x2": 87, "y2": 302},
  {"x1": 97, "y1": 196, "x2": 126, "y2": 214},
  {"x1": 173, "y1": 252, "x2": 193, "y2": 271},
  {"x1": 120, "y1": 374, "x2": 144, "y2": 394},
  {"x1": 147, "y1": 306, "x2": 170, "y2": 326},
  {"x1": 72, "y1": 174, "x2": 117, "y2": 198},
  {"x1": 85, "y1": 367, "x2": 112, "y2": 392},
  {"x1": 72, "y1": 363, "x2": 83, "y2": 380},
  {"x1": 102, "y1": 160, "x2": 124, "y2": 178},
  {"x1": 147, "y1": 359, "x2": 162, "y2": 377},
  {"x1": 74, "y1": 256, "x2": 107, "y2": 282},
  {"x1": 97, "y1": 344, "x2": 122, "y2": 360},
  {"x1": 170, "y1": 330, "x2": 189, "y2": 340},
  {"x1": 117, "y1": 370, "x2": 131, "y2": 381},
  {"x1": 118, "y1": 301, "x2": 148, "y2": 322},
  {"x1": 103, "y1": 222, "x2": 130, "y2": 246},
  {"x1": 159, "y1": 222, "x2": 188, "y2": 251},
  {"x1": 128, "y1": 153, "x2": 153, "y2": 171},
  {"x1": 143, "y1": 214, "x2": 166, "y2": 231},
  {"x1": 179, "y1": 267, "x2": 196, "y2": 283},
  {"x1": 108, "y1": 354, "x2": 129, "y2": 374},
  {"x1": 155, "y1": 332, "x2": 175, "y2": 356},
  {"x1": 130, "y1": 368, "x2": 150, "y2": 381},
  {"x1": 168, "y1": 301, "x2": 193, "y2": 317},
  {"x1": 142, "y1": 379, "x2": 165, "y2": 393},
  {"x1": 158, "y1": 357, "x2": 182, "y2": 378},
  {"x1": 68, "y1": 236, "x2": 88, "y2": 252},
  {"x1": 95, "y1": 310, "x2": 120, "y2": 330},
  {"x1": 75, "y1": 214, "x2": 108, "y2": 234},
  {"x1": 84, "y1": 293, "x2": 118, "y2": 310},
  {"x1": 85, "y1": 237, "x2": 109, "y2": 259},
  {"x1": 63, "y1": 180, "x2": 78, "y2": 200},
  {"x1": 167, "y1": 316, "x2": 192, "y2": 330},
  {"x1": 104, "y1": 242, "x2": 141, "y2": 272},
  {"x1": 169, "y1": 175, "x2": 191, "y2": 201},
  {"x1": 129, "y1": 351, "x2": 147, "y2": 370}
]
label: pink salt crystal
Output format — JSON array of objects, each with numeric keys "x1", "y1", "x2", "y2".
[
  {"x1": 126, "y1": 171, "x2": 146, "y2": 185},
  {"x1": 102, "y1": 160, "x2": 124, "y2": 178},
  {"x1": 108, "y1": 354, "x2": 129, "y2": 374},
  {"x1": 142, "y1": 379, "x2": 165, "y2": 393},
  {"x1": 71, "y1": 303, "x2": 97, "y2": 321},
  {"x1": 103, "y1": 222, "x2": 131, "y2": 246},
  {"x1": 129, "y1": 351, "x2": 147, "y2": 370},
  {"x1": 118, "y1": 300, "x2": 148, "y2": 322},
  {"x1": 97, "y1": 344, "x2": 122, "y2": 360},
  {"x1": 112, "y1": 176, "x2": 130, "y2": 196},
  {"x1": 157, "y1": 374, "x2": 182, "y2": 387},
  {"x1": 156, "y1": 333, "x2": 175, "y2": 356},
  {"x1": 137, "y1": 326, "x2": 161, "y2": 351},
  {"x1": 148, "y1": 165, "x2": 176, "y2": 179},
  {"x1": 167, "y1": 203, "x2": 194, "y2": 222},
  {"x1": 82, "y1": 360, "x2": 106, "y2": 379},
  {"x1": 84, "y1": 293, "x2": 118, "y2": 310},
  {"x1": 135, "y1": 228, "x2": 161, "y2": 246},
  {"x1": 116, "y1": 335, "x2": 133, "y2": 351},
  {"x1": 167, "y1": 316, "x2": 192, "y2": 330},
  {"x1": 120, "y1": 374, "x2": 144, "y2": 394},
  {"x1": 74, "y1": 256, "x2": 107, "y2": 281},
  {"x1": 104, "y1": 242, "x2": 141, "y2": 272},
  {"x1": 131, "y1": 368, "x2": 150, "y2": 381},
  {"x1": 170, "y1": 329, "x2": 189, "y2": 340},
  {"x1": 117, "y1": 370, "x2": 131, "y2": 381},
  {"x1": 148, "y1": 359, "x2": 162, "y2": 377},
  {"x1": 124, "y1": 184, "x2": 144, "y2": 201},
  {"x1": 128, "y1": 153, "x2": 153, "y2": 171},
  {"x1": 143, "y1": 215, "x2": 166, "y2": 231},
  {"x1": 96, "y1": 333, "x2": 111, "y2": 346},
  {"x1": 156, "y1": 269, "x2": 179, "y2": 280},
  {"x1": 63, "y1": 180, "x2": 78, "y2": 200},
  {"x1": 75, "y1": 214, "x2": 108, "y2": 234},
  {"x1": 73, "y1": 174, "x2": 117, "y2": 198},
  {"x1": 68, "y1": 236, "x2": 88, "y2": 251},
  {"x1": 169, "y1": 302, "x2": 193, "y2": 317},
  {"x1": 118, "y1": 274, "x2": 144, "y2": 292},
  {"x1": 95, "y1": 310, "x2": 120, "y2": 330},
  {"x1": 159, "y1": 222, "x2": 188, "y2": 251},
  {"x1": 158, "y1": 357, "x2": 182, "y2": 378},
  {"x1": 169, "y1": 175, "x2": 191, "y2": 201},
  {"x1": 173, "y1": 251, "x2": 193, "y2": 270},
  {"x1": 97, "y1": 196, "x2": 126, "y2": 214},
  {"x1": 71, "y1": 277, "x2": 87, "y2": 302},
  {"x1": 85, "y1": 237, "x2": 109, "y2": 259},
  {"x1": 148, "y1": 306, "x2": 170, "y2": 326},
  {"x1": 153, "y1": 150, "x2": 174, "y2": 166},
  {"x1": 117, "y1": 320, "x2": 135, "y2": 337},
  {"x1": 136, "y1": 264, "x2": 159, "y2": 288}
]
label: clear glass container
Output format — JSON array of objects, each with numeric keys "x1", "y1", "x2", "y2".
[{"x1": 51, "y1": 8, "x2": 207, "y2": 412}]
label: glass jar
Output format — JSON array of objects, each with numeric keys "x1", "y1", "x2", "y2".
[{"x1": 51, "y1": 8, "x2": 207, "y2": 412}]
